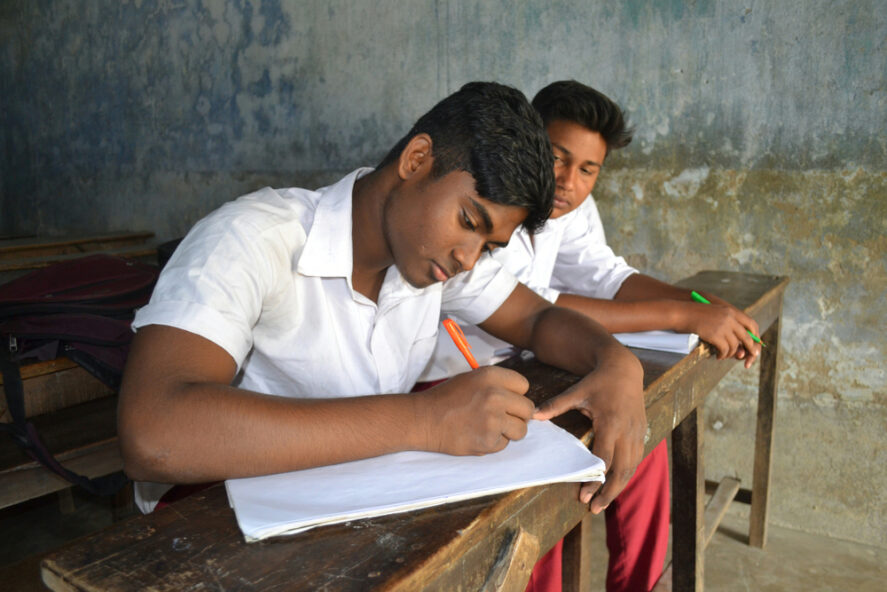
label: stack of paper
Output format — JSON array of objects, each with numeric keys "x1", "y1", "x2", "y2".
[
  {"x1": 613, "y1": 330, "x2": 700, "y2": 355},
  {"x1": 226, "y1": 420, "x2": 606, "y2": 542}
]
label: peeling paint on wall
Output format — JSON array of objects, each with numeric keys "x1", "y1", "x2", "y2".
[{"x1": 595, "y1": 166, "x2": 887, "y2": 545}]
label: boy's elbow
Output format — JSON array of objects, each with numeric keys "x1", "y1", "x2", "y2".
[
  {"x1": 118, "y1": 428, "x2": 172, "y2": 482},
  {"x1": 117, "y1": 392, "x2": 177, "y2": 482}
]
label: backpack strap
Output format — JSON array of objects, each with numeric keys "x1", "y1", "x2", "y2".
[{"x1": 0, "y1": 348, "x2": 127, "y2": 496}]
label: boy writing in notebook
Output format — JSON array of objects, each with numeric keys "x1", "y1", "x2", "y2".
[
  {"x1": 421, "y1": 80, "x2": 762, "y2": 592},
  {"x1": 117, "y1": 82, "x2": 647, "y2": 521}
]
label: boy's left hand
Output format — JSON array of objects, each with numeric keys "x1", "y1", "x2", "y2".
[{"x1": 533, "y1": 348, "x2": 646, "y2": 514}]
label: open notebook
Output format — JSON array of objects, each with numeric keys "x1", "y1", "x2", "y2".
[
  {"x1": 613, "y1": 330, "x2": 700, "y2": 355},
  {"x1": 226, "y1": 419, "x2": 606, "y2": 542}
]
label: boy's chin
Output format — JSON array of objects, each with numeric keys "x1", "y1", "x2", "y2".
[{"x1": 400, "y1": 269, "x2": 437, "y2": 289}]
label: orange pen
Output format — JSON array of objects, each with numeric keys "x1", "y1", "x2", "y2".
[{"x1": 442, "y1": 318, "x2": 479, "y2": 369}]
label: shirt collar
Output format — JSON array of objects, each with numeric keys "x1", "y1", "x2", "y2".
[
  {"x1": 297, "y1": 167, "x2": 431, "y2": 300},
  {"x1": 297, "y1": 168, "x2": 372, "y2": 278}
]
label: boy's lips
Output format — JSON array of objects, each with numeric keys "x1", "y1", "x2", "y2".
[
  {"x1": 432, "y1": 261, "x2": 452, "y2": 282},
  {"x1": 553, "y1": 196, "x2": 570, "y2": 210}
]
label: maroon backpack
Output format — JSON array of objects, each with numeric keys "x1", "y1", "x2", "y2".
[{"x1": 0, "y1": 254, "x2": 159, "y2": 495}]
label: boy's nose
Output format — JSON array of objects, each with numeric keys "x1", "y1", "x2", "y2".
[
  {"x1": 556, "y1": 166, "x2": 576, "y2": 192},
  {"x1": 453, "y1": 237, "x2": 485, "y2": 273}
]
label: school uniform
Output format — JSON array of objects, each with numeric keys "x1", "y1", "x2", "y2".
[
  {"x1": 421, "y1": 195, "x2": 669, "y2": 592},
  {"x1": 130, "y1": 167, "x2": 519, "y2": 513}
]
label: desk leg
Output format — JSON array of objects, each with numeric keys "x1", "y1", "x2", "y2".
[
  {"x1": 673, "y1": 407, "x2": 704, "y2": 592},
  {"x1": 563, "y1": 513, "x2": 593, "y2": 592},
  {"x1": 749, "y1": 316, "x2": 781, "y2": 548}
]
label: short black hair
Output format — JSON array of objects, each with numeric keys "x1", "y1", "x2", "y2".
[
  {"x1": 378, "y1": 82, "x2": 554, "y2": 233},
  {"x1": 532, "y1": 80, "x2": 634, "y2": 154}
]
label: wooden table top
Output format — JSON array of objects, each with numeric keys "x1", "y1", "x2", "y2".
[{"x1": 41, "y1": 271, "x2": 789, "y2": 592}]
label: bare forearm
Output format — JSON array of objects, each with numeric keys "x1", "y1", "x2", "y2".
[
  {"x1": 613, "y1": 273, "x2": 691, "y2": 302},
  {"x1": 525, "y1": 305, "x2": 633, "y2": 376},
  {"x1": 479, "y1": 284, "x2": 632, "y2": 375},
  {"x1": 118, "y1": 382, "x2": 426, "y2": 483},
  {"x1": 556, "y1": 273, "x2": 703, "y2": 333},
  {"x1": 556, "y1": 293, "x2": 692, "y2": 334}
]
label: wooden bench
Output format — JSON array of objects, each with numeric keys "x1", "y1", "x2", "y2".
[
  {"x1": 0, "y1": 231, "x2": 156, "y2": 282},
  {"x1": 0, "y1": 360, "x2": 120, "y2": 510},
  {"x1": 0, "y1": 232, "x2": 156, "y2": 508}
]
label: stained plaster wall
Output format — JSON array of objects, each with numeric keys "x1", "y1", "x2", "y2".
[{"x1": 1, "y1": 1, "x2": 884, "y2": 547}]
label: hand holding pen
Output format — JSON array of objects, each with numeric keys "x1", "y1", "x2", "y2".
[
  {"x1": 689, "y1": 290, "x2": 763, "y2": 368},
  {"x1": 417, "y1": 318, "x2": 533, "y2": 456},
  {"x1": 691, "y1": 291, "x2": 765, "y2": 346}
]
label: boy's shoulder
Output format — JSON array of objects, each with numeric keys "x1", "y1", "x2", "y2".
[
  {"x1": 198, "y1": 169, "x2": 368, "y2": 251},
  {"x1": 213, "y1": 186, "x2": 319, "y2": 236}
]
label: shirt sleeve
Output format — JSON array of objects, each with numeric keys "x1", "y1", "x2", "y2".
[
  {"x1": 491, "y1": 228, "x2": 561, "y2": 304},
  {"x1": 440, "y1": 254, "x2": 519, "y2": 325},
  {"x1": 549, "y1": 196, "x2": 637, "y2": 300},
  {"x1": 132, "y1": 192, "x2": 299, "y2": 366}
]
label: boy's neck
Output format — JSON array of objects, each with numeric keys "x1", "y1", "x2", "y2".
[{"x1": 350, "y1": 168, "x2": 396, "y2": 302}]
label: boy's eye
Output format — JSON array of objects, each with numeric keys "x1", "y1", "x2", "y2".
[{"x1": 462, "y1": 210, "x2": 476, "y2": 231}]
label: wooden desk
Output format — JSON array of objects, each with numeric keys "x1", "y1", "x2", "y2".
[{"x1": 40, "y1": 271, "x2": 788, "y2": 592}]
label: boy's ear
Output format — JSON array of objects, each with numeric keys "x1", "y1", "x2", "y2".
[{"x1": 397, "y1": 134, "x2": 433, "y2": 180}]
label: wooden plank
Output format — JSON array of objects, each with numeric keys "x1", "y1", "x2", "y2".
[
  {"x1": 0, "y1": 441, "x2": 122, "y2": 509},
  {"x1": 0, "y1": 364, "x2": 113, "y2": 423},
  {"x1": 706, "y1": 479, "x2": 751, "y2": 505},
  {"x1": 562, "y1": 514, "x2": 594, "y2": 592},
  {"x1": 480, "y1": 529, "x2": 540, "y2": 592},
  {"x1": 0, "y1": 245, "x2": 158, "y2": 272},
  {"x1": 703, "y1": 477, "x2": 741, "y2": 547},
  {"x1": 749, "y1": 315, "x2": 782, "y2": 548},
  {"x1": 0, "y1": 396, "x2": 122, "y2": 508},
  {"x1": 672, "y1": 407, "x2": 704, "y2": 592},
  {"x1": 0, "y1": 358, "x2": 79, "y2": 382},
  {"x1": 0, "y1": 396, "x2": 119, "y2": 470},
  {"x1": 0, "y1": 231, "x2": 155, "y2": 259}
]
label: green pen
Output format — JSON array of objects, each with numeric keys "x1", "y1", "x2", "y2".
[{"x1": 690, "y1": 290, "x2": 766, "y2": 347}]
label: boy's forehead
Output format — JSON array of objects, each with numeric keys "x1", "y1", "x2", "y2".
[
  {"x1": 476, "y1": 196, "x2": 529, "y2": 239},
  {"x1": 546, "y1": 120, "x2": 607, "y2": 162},
  {"x1": 426, "y1": 170, "x2": 529, "y2": 234}
]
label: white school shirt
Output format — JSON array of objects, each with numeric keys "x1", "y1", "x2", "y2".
[
  {"x1": 130, "y1": 168, "x2": 519, "y2": 512},
  {"x1": 418, "y1": 195, "x2": 637, "y2": 381}
]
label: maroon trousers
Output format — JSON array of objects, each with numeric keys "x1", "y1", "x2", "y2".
[{"x1": 525, "y1": 440, "x2": 670, "y2": 592}]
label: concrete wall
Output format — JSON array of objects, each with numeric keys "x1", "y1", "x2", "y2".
[{"x1": 2, "y1": 1, "x2": 884, "y2": 546}]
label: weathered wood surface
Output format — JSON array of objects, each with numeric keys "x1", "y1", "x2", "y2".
[
  {"x1": 0, "y1": 231, "x2": 155, "y2": 260},
  {"x1": 672, "y1": 407, "x2": 704, "y2": 592},
  {"x1": 0, "y1": 358, "x2": 113, "y2": 423},
  {"x1": 0, "y1": 231, "x2": 157, "y2": 277},
  {"x1": 703, "y1": 477, "x2": 742, "y2": 547},
  {"x1": 0, "y1": 396, "x2": 122, "y2": 508},
  {"x1": 749, "y1": 311, "x2": 782, "y2": 548},
  {"x1": 40, "y1": 271, "x2": 789, "y2": 591}
]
